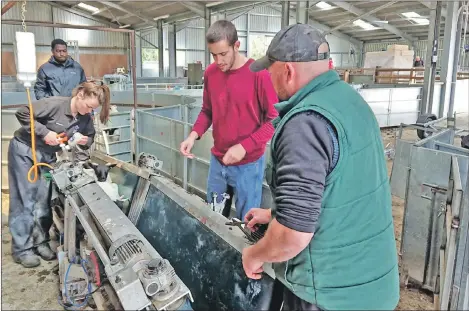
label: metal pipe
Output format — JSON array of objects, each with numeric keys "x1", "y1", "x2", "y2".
[
  {"x1": 448, "y1": 5, "x2": 465, "y2": 119},
  {"x1": 130, "y1": 30, "x2": 138, "y2": 162},
  {"x1": 67, "y1": 195, "x2": 111, "y2": 266},
  {"x1": 440, "y1": 158, "x2": 463, "y2": 310},
  {"x1": 1, "y1": 1, "x2": 16, "y2": 16},
  {"x1": 421, "y1": 1, "x2": 442, "y2": 115},
  {"x1": 2, "y1": 19, "x2": 133, "y2": 32},
  {"x1": 426, "y1": 1, "x2": 443, "y2": 114},
  {"x1": 182, "y1": 103, "x2": 189, "y2": 191}
]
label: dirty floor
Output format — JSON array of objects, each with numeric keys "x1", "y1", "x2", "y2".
[
  {"x1": 1, "y1": 192, "x2": 60, "y2": 310},
  {"x1": 1, "y1": 114, "x2": 467, "y2": 310}
]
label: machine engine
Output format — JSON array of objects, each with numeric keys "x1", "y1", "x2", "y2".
[{"x1": 50, "y1": 159, "x2": 193, "y2": 310}]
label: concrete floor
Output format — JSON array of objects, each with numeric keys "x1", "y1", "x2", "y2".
[
  {"x1": 1, "y1": 114, "x2": 468, "y2": 310},
  {"x1": 1, "y1": 193, "x2": 60, "y2": 310}
]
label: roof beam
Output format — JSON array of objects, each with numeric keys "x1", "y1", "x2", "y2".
[
  {"x1": 324, "y1": 1, "x2": 397, "y2": 35},
  {"x1": 47, "y1": 1, "x2": 119, "y2": 28},
  {"x1": 419, "y1": 1, "x2": 446, "y2": 18},
  {"x1": 112, "y1": 2, "x2": 174, "y2": 22},
  {"x1": 268, "y1": 4, "x2": 363, "y2": 47},
  {"x1": 331, "y1": 1, "x2": 418, "y2": 43},
  {"x1": 2, "y1": 1, "x2": 17, "y2": 16},
  {"x1": 101, "y1": 1, "x2": 159, "y2": 27},
  {"x1": 180, "y1": 1, "x2": 206, "y2": 17}
]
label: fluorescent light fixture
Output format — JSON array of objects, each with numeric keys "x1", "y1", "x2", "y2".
[
  {"x1": 353, "y1": 19, "x2": 378, "y2": 30},
  {"x1": 402, "y1": 11, "x2": 429, "y2": 25},
  {"x1": 153, "y1": 14, "x2": 170, "y2": 20},
  {"x1": 206, "y1": 1, "x2": 223, "y2": 7},
  {"x1": 77, "y1": 2, "x2": 99, "y2": 13},
  {"x1": 315, "y1": 2, "x2": 332, "y2": 9},
  {"x1": 119, "y1": 24, "x2": 131, "y2": 28}
]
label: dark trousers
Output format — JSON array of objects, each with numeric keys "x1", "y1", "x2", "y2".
[
  {"x1": 8, "y1": 137, "x2": 56, "y2": 257},
  {"x1": 270, "y1": 279, "x2": 321, "y2": 311}
]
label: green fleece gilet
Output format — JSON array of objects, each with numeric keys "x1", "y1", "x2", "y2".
[{"x1": 268, "y1": 70, "x2": 399, "y2": 310}]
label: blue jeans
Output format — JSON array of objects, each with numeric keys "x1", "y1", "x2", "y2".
[{"x1": 206, "y1": 154, "x2": 266, "y2": 220}]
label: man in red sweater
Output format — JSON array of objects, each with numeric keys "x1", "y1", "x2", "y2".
[{"x1": 180, "y1": 20, "x2": 278, "y2": 219}]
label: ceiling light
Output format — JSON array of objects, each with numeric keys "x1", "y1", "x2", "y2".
[
  {"x1": 402, "y1": 11, "x2": 430, "y2": 25},
  {"x1": 353, "y1": 19, "x2": 378, "y2": 31},
  {"x1": 77, "y1": 2, "x2": 99, "y2": 13},
  {"x1": 153, "y1": 14, "x2": 170, "y2": 20},
  {"x1": 119, "y1": 24, "x2": 131, "y2": 28},
  {"x1": 315, "y1": 2, "x2": 333, "y2": 10},
  {"x1": 402, "y1": 12, "x2": 420, "y2": 18}
]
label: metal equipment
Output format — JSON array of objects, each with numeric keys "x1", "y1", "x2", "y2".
[
  {"x1": 390, "y1": 122, "x2": 469, "y2": 310},
  {"x1": 103, "y1": 74, "x2": 130, "y2": 91},
  {"x1": 50, "y1": 158, "x2": 193, "y2": 310},
  {"x1": 210, "y1": 192, "x2": 230, "y2": 214}
]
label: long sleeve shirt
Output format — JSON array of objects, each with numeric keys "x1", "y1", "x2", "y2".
[
  {"x1": 14, "y1": 96, "x2": 95, "y2": 154},
  {"x1": 34, "y1": 56, "x2": 87, "y2": 100},
  {"x1": 192, "y1": 59, "x2": 279, "y2": 165}
]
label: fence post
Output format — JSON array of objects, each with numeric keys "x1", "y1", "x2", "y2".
[{"x1": 182, "y1": 102, "x2": 189, "y2": 191}]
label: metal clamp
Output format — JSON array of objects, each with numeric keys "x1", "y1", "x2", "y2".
[{"x1": 210, "y1": 192, "x2": 230, "y2": 214}]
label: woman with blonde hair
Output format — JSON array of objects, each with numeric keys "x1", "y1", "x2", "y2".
[{"x1": 8, "y1": 82, "x2": 111, "y2": 268}]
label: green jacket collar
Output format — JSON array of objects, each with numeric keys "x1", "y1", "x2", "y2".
[{"x1": 273, "y1": 70, "x2": 341, "y2": 122}]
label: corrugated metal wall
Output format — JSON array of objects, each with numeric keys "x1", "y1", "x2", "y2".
[
  {"x1": 2, "y1": 2, "x2": 127, "y2": 50},
  {"x1": 139, "y1": 3, "x2": 358, "y2": 76}
]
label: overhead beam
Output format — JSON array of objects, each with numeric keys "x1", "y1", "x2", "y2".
[
  {"x1": 180, "y1": 1, "x2": 206, "y2": 17},
  {"x1": 47, "y1": 1, "x2": 119, "y2": 28},
  {"x1": 101, "y1": 1, "x2": 159, "y2": 27},
  {"x1": 325, "y1": 1, "x2": 397, "y2": 35},
  {"x1": 112, "y1": 2, "x2": 174, "y2": 22},
  {"x1": 331, "y1": 1, "x2": 418, "y2": 43},
  {"x1": 2, "y1": 1, "x2": 17, "y2": 16},
  {"x1": 269, "y1": 4, "x2": 363, "y2": 47},
  {"x1": 419, "y1": 1, "x2": 447, "y2": 18}
]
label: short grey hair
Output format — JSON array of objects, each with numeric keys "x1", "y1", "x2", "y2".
[{"x1": 206, "y1": 20, "x2": 238, "y2": 46}]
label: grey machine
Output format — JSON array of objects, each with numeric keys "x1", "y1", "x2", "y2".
[{"x1": 50, "y1": 156, "x2": 193, "y2": 310}]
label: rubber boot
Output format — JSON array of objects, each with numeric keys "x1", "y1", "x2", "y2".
[
  {"x1": 13, "y1": 250, "x2": 41, "y2": 268},
  {"x1": 36, "y1": 244, "x2": 56, "y2": 261}
]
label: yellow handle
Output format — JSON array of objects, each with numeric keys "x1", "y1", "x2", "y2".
[{"x1": 25, "y1": 87, "x2": 54, "y2": 183}]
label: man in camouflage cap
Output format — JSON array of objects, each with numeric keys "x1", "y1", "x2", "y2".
[{"x1": 241, "y1": 23, "x2": 399, "y2": 310}]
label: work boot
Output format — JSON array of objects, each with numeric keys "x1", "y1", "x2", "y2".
[
  {"x1": 13, "y1": 250, "x2": 41, "y2": 268},
  {"x1": 36, "y1": 244, "x2": 56, "y2": 261}
]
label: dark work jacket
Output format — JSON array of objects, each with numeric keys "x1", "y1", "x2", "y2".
[
  {"x1": 14, "y1": 97, "x2": 95, "y2": 154},
  {"x1": 34, "y1": 56, "x2": 86, "y2": 100}
]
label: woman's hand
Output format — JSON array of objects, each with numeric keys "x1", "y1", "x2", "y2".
[
  {"x1": 76, "y1": 135, "x2": 89, "y2": 146},
  {"x1": 44, "y1": 131, "x2": 59, "y2": 146}
]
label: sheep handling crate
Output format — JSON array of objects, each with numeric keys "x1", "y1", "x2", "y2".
[{"x1": 390, "y1": 122, "x2": 469, "y2": 310}]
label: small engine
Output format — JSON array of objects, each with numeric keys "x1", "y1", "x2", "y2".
[{"x1": 51, "y1": 160, "x2": 193, "y2": 310}]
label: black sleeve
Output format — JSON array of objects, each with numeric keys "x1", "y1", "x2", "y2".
[
  {"x1": 80, "y1": 117, "x2": 96, "y2": 148},
  {"x1": 34, "y1": 67, "x2": 49, "y2": 100},
  {"x1": 274, "y1": 111, "x2": 335, "y2": 233},
  {"x1": 15, "y1": 98, "x2": 59, "y2": 138}
]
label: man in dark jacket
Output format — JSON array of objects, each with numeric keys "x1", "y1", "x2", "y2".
[{"x1": 34, "y1": 39, "x2": 87, "y2": 100}]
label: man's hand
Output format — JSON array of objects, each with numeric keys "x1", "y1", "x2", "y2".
[
  {"x1": 244, "y1": 208, "x2": 271, "y2": 231},
  {"x1": 180, "y1": 132, "x2": 198, "y2": 159},
  {"x1": 76, "y1": 135, "x2": 89, "y2": 145},
  {"x1": 242, "y1": 247, "x2": 264, "y2": 280},
  {"x1": 222, "y1": 144, "x2": 246, "y2": 165},
  {"x1": 44, "y1": 131, "x2": 59, "y2": 146}
]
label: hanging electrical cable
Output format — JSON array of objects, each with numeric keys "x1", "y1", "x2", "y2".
[{"x1": 16, "y1": 0, "x2": 54, "y2": 183}]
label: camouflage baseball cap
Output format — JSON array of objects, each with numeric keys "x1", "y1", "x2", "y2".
[{"x1": 250, "y1": 23, "x2": 329, "y2": 72}]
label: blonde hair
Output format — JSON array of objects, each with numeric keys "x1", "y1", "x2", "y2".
[{"x1": 72, "y1": 82, "x2": 111, "y2": 124}]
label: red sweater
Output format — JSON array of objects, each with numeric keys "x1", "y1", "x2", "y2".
[{"x1": 192, "y1": 59, "x2": 279, "y2": 165}]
